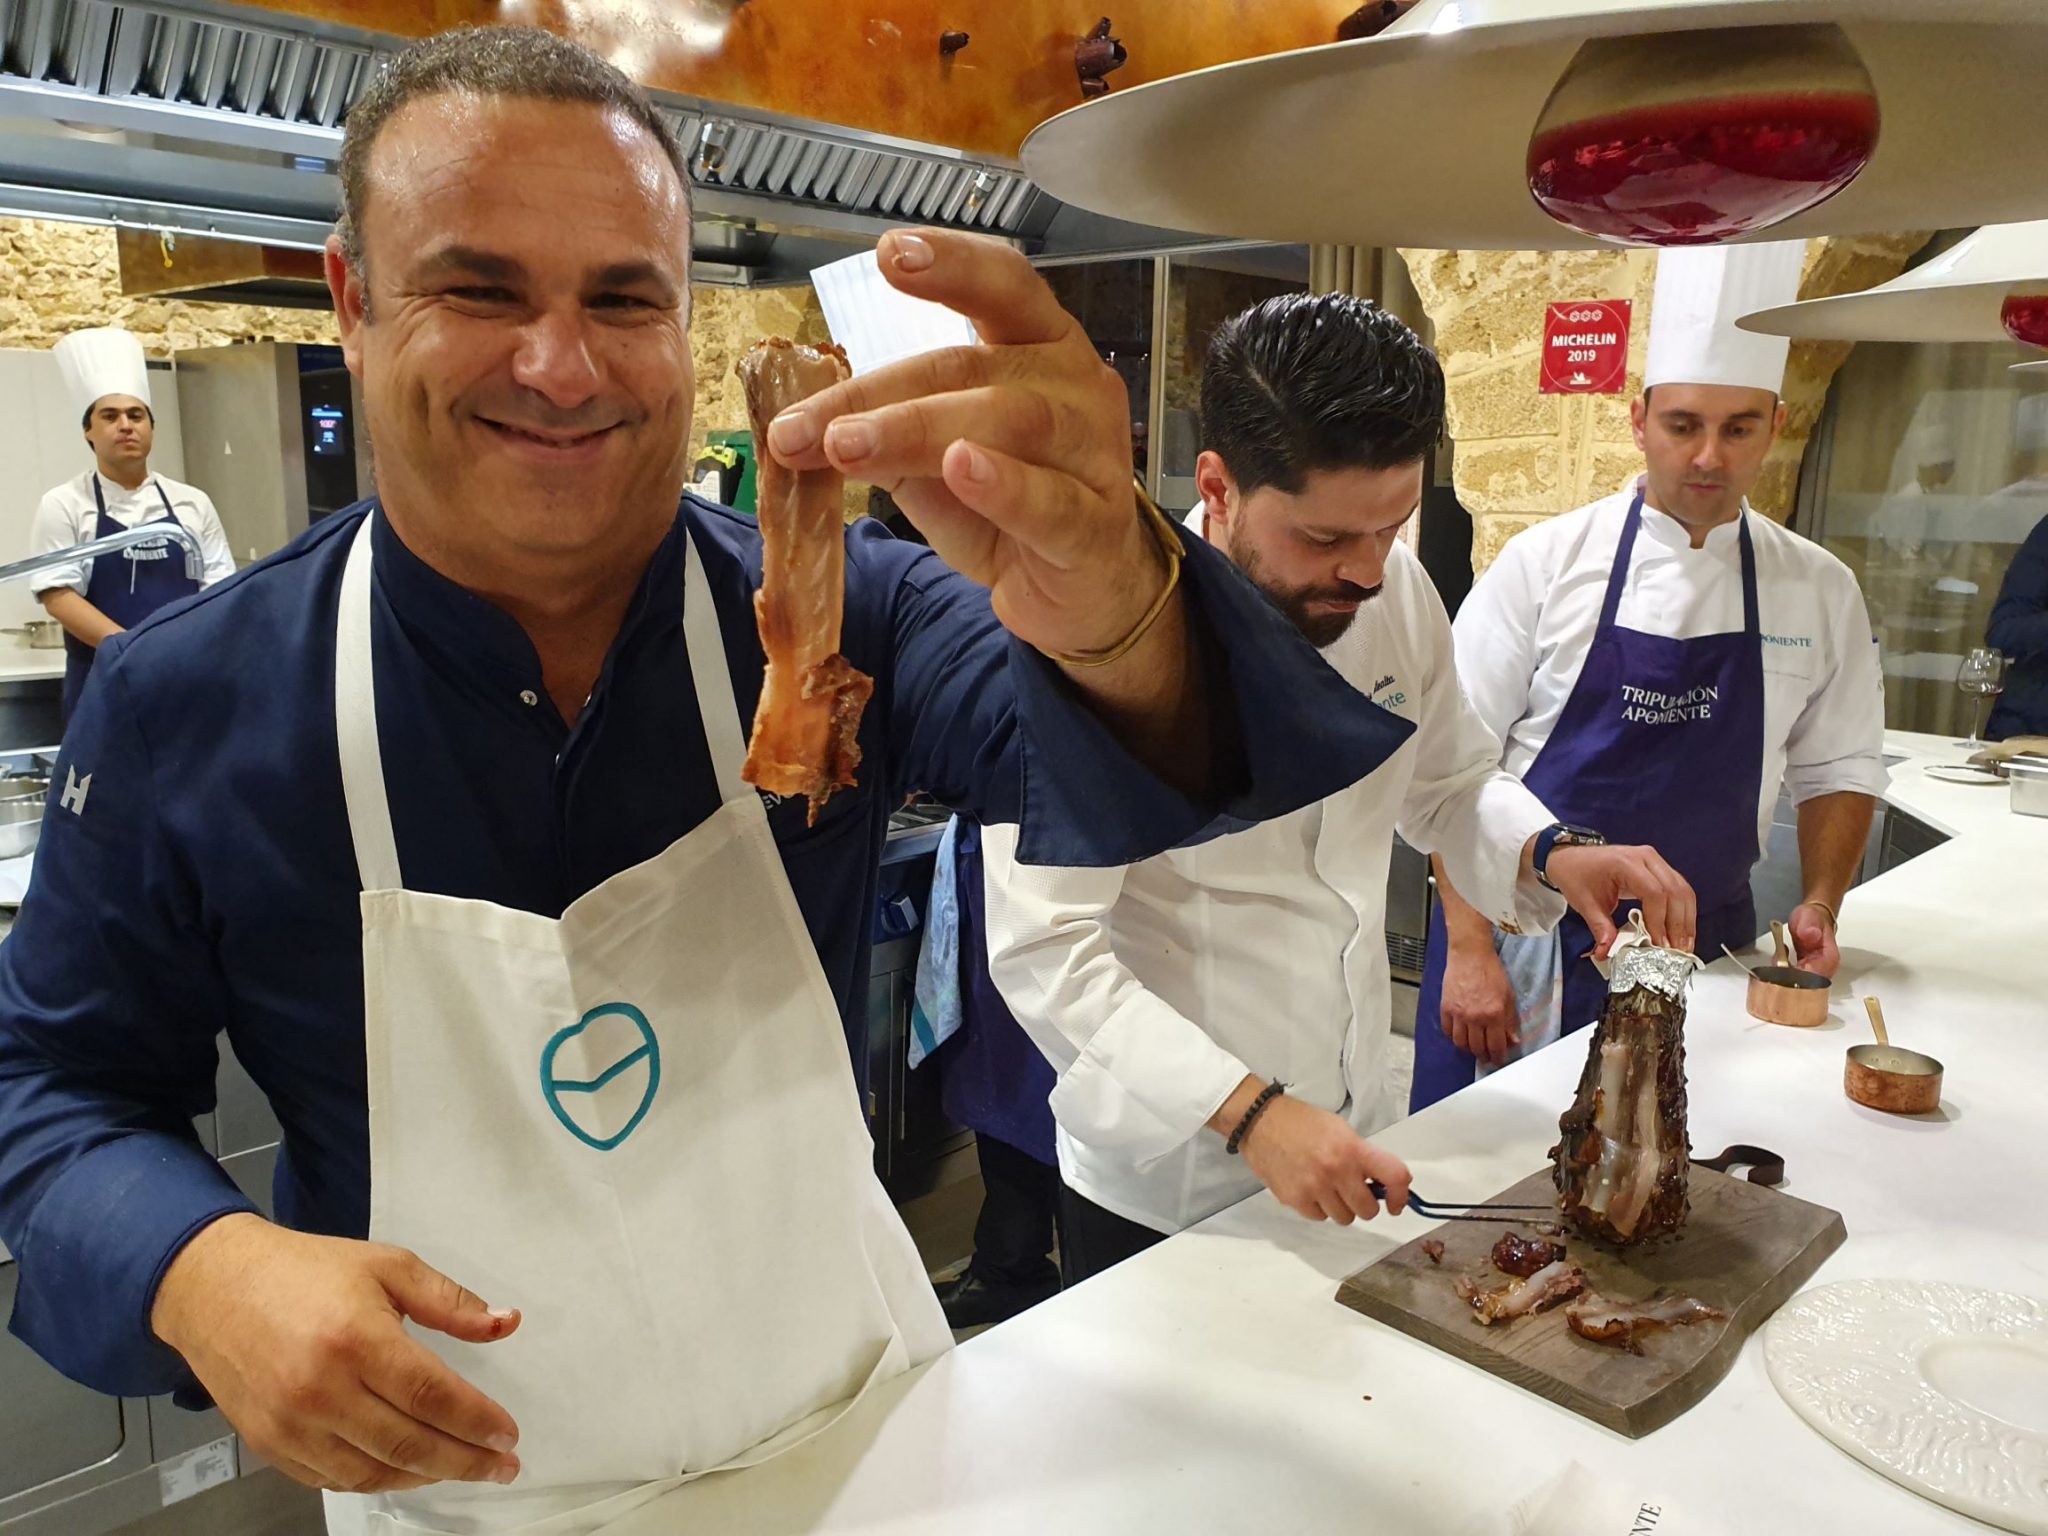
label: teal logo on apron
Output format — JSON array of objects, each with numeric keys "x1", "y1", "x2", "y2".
[{"x1": 539, "y1": 1003, "x2": 661, "y2": 1151}]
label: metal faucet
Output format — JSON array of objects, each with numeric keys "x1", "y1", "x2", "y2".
[{"x1": 0, "y1": 522, "x2": 205, "y2": 588}]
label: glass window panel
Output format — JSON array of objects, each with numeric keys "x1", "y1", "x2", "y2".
[{"x1": 1806, "y1": 296, "x2": 2048, "y2": 739}]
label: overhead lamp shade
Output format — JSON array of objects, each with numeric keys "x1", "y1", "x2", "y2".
[
  {"x1": 1739, "y1": 220, "x2": 2048, "y2": 342},
  {"x1": 811, "y1": 249, "x2": 976, "y2": 378},
  {"x1": 1022, "y1": 0, "x2": 2048, "y2": 252}
]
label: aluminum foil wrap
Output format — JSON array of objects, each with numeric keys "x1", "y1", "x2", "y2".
[
  {"x1": 1600, "y1": 908, "x2": 1703, "y2": 1003},
  {"x1": 1607, "y1": 942, "x2": 1701, "y2": 1003}
]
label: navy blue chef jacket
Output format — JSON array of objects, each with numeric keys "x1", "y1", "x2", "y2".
[
  {"x1": 0, "y1": 496, "x2": 1414, "y2": 1399},
  {"x1": 1988, "y1": 508, "x2": 2048, "y2": 739}
]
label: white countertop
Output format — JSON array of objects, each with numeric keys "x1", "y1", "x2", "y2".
[
  {"x1": 619, "y1": 731, "x2": 2048, "y2": 1535},
  {"x1": 0, "y1": 644, "x2": 65, "y2": 682}
]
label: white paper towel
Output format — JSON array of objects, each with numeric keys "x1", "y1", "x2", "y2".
[{"x1": 811, "y1": 248, "x2": 977, "y2": 377}]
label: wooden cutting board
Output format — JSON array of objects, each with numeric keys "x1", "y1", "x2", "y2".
[{"x1": 1335, "y1": 1165, "x2": 1845, "y2": 1438}]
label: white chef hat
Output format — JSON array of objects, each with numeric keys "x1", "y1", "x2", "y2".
[
  {"x1": 53, "y1": 327, "x2": 151, "y2": 417},
  {"x1": 1906, "y1": 416, "x2": 1957, "y2": 466},
  {"x1": 1645, "y1": 242, "x2": 1805, "y2": 395},
  {"x1": 2015, "y1": 393, "x2": 2048, "y2": 453},
  {"x1": 811, "y1": 248, "x2": 976, "y2": 378}
]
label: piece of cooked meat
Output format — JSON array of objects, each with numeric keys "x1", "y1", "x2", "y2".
[
  {"x1": 736, "y1": 338, "x2": 872, "y2": 824},
  {"x1": 1490, "y1": 1231, "x2": 1568, "y2": 1278},
  {"x1": 1420, "y1": 1238, "x2": 1445, "y2": 1266},
  {"x1": 1551, "y1": 944, "x2": 1696, "y2": 1245},
  {"x1": 1455, "y1": 1259, "x2": 1586, "y2": 1326},
  {"x1": 1564, "y1": 1292, "x2": 1726, "y2": 1354}
]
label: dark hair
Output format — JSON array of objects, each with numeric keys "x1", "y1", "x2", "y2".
[
  {"x1": 81, "y1": 402, "x2": 154, "y2": 432},
  {"x1": 1200, "y1": 292, "x2": 1444, "y2": 496},
  {"x1": 336, "y1": 26, "x2": 688, "y2": 272}
]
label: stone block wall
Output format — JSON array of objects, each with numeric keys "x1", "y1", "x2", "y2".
[
  {"x1": 3, "y1": 217, "x2": 857, "y2": 514},
  {"x1": 0, "y1": 218, "x2": 340, "y2": 354},
  {"x1": 1399, "y1": 232, "x2": 1933, "y2": 572},
  {"x1": 688, "y1": 283, "x2": 872, "y2": 519},
  {"x1": 687, "y1": 283, "x2": 834, "y2": 461}
]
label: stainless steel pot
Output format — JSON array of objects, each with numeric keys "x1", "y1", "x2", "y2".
[
  {"x1": 2009, "y1": 755, "x2": 2048, "y2": 818},
  {"x1": 0, "y1": 775, "x2": 52, "y2": 860},
  {"x1": 1, "y1": 621, "x2": 65, "y2": 650}
]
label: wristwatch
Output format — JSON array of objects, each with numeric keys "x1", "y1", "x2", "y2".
[{"x1": 1533, "y1": 823, "x2": 1607, "y2": 892}]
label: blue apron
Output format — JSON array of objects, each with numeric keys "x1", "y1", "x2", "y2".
[
  {"x1": 61, "y1": 476, "x2": 200, "y2": 723},
  {"x1": 1412, "y1": 493, "x2": 1766, "y2": 1111}
]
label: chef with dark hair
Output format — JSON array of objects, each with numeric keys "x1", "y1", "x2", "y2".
[{"x1": 984, "y1": 293, "x2": 1690, "y2": 1283}]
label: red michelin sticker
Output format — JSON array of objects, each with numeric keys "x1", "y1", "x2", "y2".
[{"x1": 1541, "y1": 301, "x2": 1631, "y2": 394}]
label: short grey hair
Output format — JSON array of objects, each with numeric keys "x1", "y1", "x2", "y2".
[{"x1": 335, "y1": 26, "x2": 689, "y2": 274}]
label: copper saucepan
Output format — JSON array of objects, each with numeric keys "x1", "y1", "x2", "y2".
[
  {"x1": 1731, "y1": 919, "x2": 1831, "y2": 1027},
  {"x1": 1845, "y1": 996, "x2": 1944, "y2": 1115}
]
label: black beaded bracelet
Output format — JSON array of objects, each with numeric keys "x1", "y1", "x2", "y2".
[{"x1": 1225, "y1": 1081, "x2": 1287, "y2": 1156}]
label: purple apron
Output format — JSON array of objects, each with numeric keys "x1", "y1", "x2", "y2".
[
  {"x1": 62, "y1": 476, "x2": 200, "y2": 723},
  {"x1": 1412, "y1": 493, "x2": 1766, "y2": 1111}
]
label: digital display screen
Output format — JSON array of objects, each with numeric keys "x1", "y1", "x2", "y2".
[{"x1": 309, "y1": 405, "x2": 347, "y2": 457}]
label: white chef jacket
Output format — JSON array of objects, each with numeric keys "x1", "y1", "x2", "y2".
[
  {"x1": 1453, "y1": 481, "x2": 1889, "y2": 854},
  {"x1": 27, "y1": 470, "x2": 236, "y2": 597},
  {"x1": 982, "y1": 520, "x2": 1563, "y2": 1236}
]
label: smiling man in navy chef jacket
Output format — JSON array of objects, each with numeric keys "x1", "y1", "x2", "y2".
[{"x1": 0, "y1": 26, "x2": 1417, "y2": 1536}]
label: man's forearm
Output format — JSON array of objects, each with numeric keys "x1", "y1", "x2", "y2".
[
  {"x1": 1796, "y1": 790, "x2": 1877, "y2": 909},
  {"x1": 39, "y1": 587, "x2": 121, "y2": 647},
  {"x1": 1432, "y1": 852, "x2": 1500, "y2": 952}
]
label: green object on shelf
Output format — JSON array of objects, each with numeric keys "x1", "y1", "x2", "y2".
[{"x1": 705, "y1": 429, "x2": 757, "y2": 516}]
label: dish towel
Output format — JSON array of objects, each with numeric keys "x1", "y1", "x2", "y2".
[
  {"x1": 908, "y1": 816, "x2": 962, "y2": 1070},
  {"x1": 1480, "y1": 928, "x2": 1564, "y2": 1079}
]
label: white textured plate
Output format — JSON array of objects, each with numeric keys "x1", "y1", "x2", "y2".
[
  {"x1": 1925, "y1": 763, "x2": 2005, "y2": 785},
  {"x1": 1764, "y1": 1280, "x2": 2048, "y2": 1534}
]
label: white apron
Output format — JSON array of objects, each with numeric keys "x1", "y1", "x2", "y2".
[{"x1": 324, "y1": 515, "x2": 951, "y2": 1535}]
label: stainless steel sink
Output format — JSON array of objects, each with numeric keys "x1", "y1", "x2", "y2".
[{"x1": 0, "y1": 775, "x2": 50, "y2": 860}]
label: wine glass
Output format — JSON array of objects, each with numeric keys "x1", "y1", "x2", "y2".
[{"x1": 1955, "y1": 647, "x2": 2007, "y2": 751}]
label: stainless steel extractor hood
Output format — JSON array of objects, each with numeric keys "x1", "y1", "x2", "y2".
[{"x1": 0, "y1": 0, "x2": 1227, "y2": 287}]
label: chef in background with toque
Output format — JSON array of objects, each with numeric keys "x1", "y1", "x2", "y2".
[
  {"x1": 28, "y1": 326, "x2": 235, "y2": 722},
  {"x1": 1414, "y1": 242, "x2": 1889, "y2": 1110}
]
